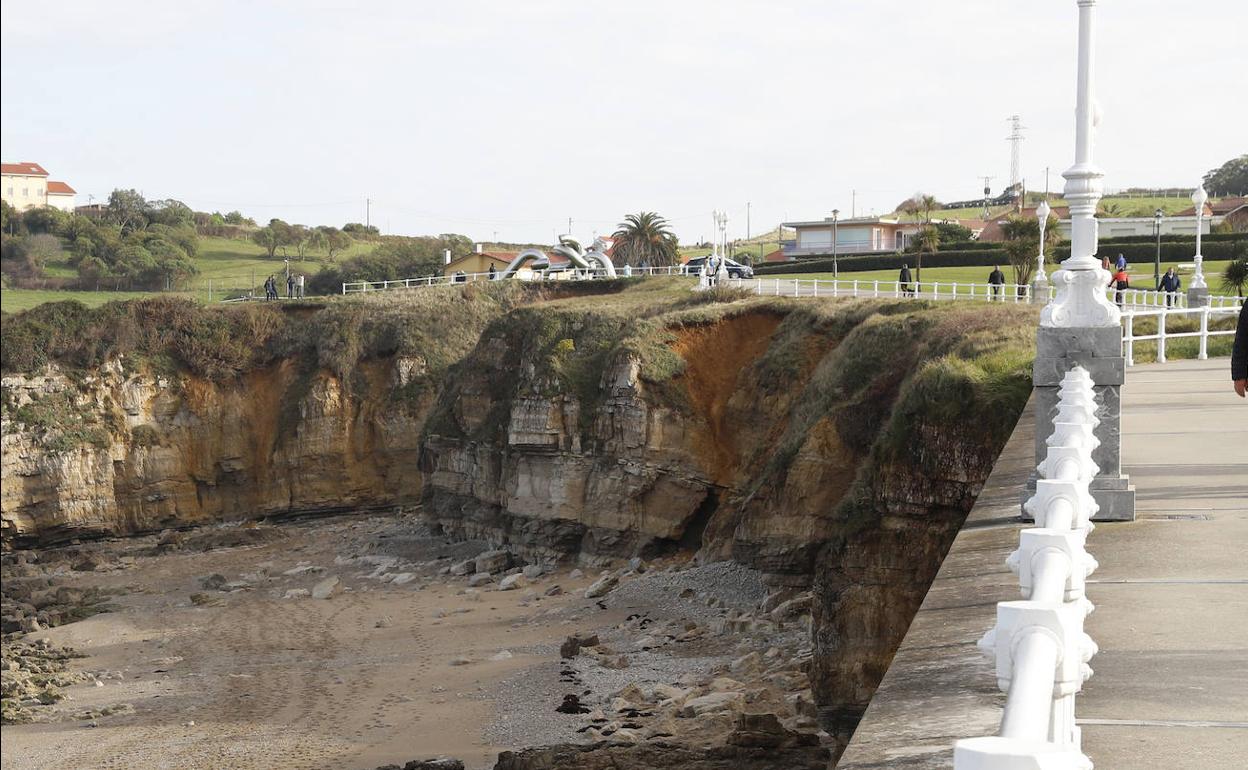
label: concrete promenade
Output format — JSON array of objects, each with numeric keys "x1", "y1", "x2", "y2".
[{"x1": 837, "y1": 357, "x2": 1247, "y2": 770}]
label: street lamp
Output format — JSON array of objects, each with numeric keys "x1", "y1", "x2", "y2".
[
  {"x1": 1036, "y1": 199, "x2": 1052, "y2": 287},
  {"x1": 1152, "y1": 208, "x2": 1164, "y2": 290},
  {"x1": 1191, "y1": 185, "x2": 1209, "y2": 294},
  {"x1": 831, "y1": 209, "x2": 840, "y2": 279}
]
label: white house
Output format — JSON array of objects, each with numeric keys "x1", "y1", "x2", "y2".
[{"x1": 780, "y1": 216, "x2": 924, "y2": 257}]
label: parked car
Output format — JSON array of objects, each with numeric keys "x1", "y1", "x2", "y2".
[{"x1": 680, "y1": 257, "x2": 754, "y2": 279}]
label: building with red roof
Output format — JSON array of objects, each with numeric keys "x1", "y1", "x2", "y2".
[{"x1": 2, "y1": 161, "x2": 77, "y2": 212}]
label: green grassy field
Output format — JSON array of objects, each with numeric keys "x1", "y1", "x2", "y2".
[
  {"x1": 4, "y1": 235, "x2": 376, "y2": 312},
  {"x1": 1, "y1": 289, "x2": 169, "y2": 314},
  {"x1": 756, "y1": 260, "x2": 1236, "y2": 292}
]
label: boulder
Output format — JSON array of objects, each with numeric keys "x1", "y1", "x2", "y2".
[
  {"x1": 475, "y1": 550, "x2": 511, "y2": 575},
  {"x1": 498, "y1": 574, "x2": 527, "y2": 591},
  {"x1": 199, "y1": 574, "x2": 228, "y2": 591},
  {"x1": 727, "y1": 712, "x2": 819, "y2": 749},
  {"x1": 468, "y1": 573, "x2": 494, "y2": 587},
  {"x1": 522, "y1": 564, "x2": 544, "y2": 580},
  {"x1": 584, "y1": 574, "x2": 618, "y2": 599},
  {"x1": 311, "y1": 576, "x2": 340, "y2": 599},
  {"x1": 677, "y1": 691, "x2": 744, "y2": 718},
  {"x1": 450, "y1": 559, "x2": 475, "y2": 576},
  {"x1": 559, "y1": 632, "x2": 599, "y2": 658}
]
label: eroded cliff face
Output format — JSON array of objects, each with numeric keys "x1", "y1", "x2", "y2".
[
  {"x1": 1, "y1": 357, "x2": 429, "y2": 546},
  {"x1": 1, "y1": 289, "x2": 1035, "y2": 761}
]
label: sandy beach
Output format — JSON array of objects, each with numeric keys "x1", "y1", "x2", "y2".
[
  {"x1": 2, "y1": 512, "x2": 821, "y2": 770},
  {"x1": 1, "y1": 514, "x2": 608, "y2": 769}
]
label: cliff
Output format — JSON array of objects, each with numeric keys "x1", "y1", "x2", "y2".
[{"x1": 1, "y1": 280, "x2": 1037, "y2": 758}]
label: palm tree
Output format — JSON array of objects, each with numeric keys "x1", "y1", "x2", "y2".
[
  {"x1": 612, "y1": 212, "x2": 679, "y2": 267},
  {"x1": 915, "y1": 225, "x2": 939, "y2": 285},
  {"x1": 919, "y1": 194, "x2": 940, "y2": 223},
  {"x1": 1222, "y1": 257, "x2": 1248, "y2": 298}
]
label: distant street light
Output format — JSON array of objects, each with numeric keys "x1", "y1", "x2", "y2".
[
  {"x1": 1190, "y1": 185, "x2": 1209, "y2": 292},
  {"x1": 831, "y1": 209, "x2": 840, "y2": 278},
  {"x1": 1153, "y1": 208, "x2": 1163, "y2": 289}
]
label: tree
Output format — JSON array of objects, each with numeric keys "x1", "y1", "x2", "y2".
[
  {"x1": 251, "y1": 223, "x2": 283, "y2": 259},
  {"x1": 343, "y1": 222, "x2": 379, "y2": 237},
  {"x1": 1000, "y1": 213, "x2": 1060, "y2": 292},
  {"x1": 914, "y1": 225, "x2": 939, "y2": 284},
  {"x1": 1202, "y1": 154, "x2": 1248, "y2": 197},
  {"x1": 932, "y1": 221, "x2": 973, "y2": 244},
  {"x1": 106, "y1": 189, "x2": 149, "y2": 233},
  {"x1": 898, "y1": 193, "x2": 940, "y2": 223},
  {"x1": 147, "y1": 199, "x2": 194, "y2": 228},
  {"x1": 612, "y1": 212, "x2": 679, "y2": 267},
  {"x1": 292, "y1": 225, "x2": 324, "y2": 260},
  {"x1": 316, "y1": 226, "x2": 352, "y2": 260},
  {"x1": 1222, "y1": 243, "x2": 1248, "y2": 297}
]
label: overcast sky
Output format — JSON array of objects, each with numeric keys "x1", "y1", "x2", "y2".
[{"x1": 2, "y1": 1, "x2": 1244, "y2": 244}]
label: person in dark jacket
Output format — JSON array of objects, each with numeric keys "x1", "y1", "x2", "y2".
[
  {"x1": 1157, "y1": 267, "x2": 1181, "y2": 306},
  {"x1": 1233, "y1": 304, "x2": 1247, "y2": 398},
  {"x1": 286, "y1": 273, "x2": 295, "y2": 299},
  {"x1": 488, "y1": 263, "x2": 497, "y2": 280},
  {"x1": 899, "y1": 264, "x2": 914, "y2": 297},
  {"x1": 988, "y1": 265, "x2": 1006, "y2": 300}
]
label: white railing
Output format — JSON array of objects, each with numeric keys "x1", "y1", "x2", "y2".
[
  {"x1": 1120, "y1": 305, "x2": 1241, "y2": 366},
  {"x1": 731, "y1": 277, "x2": 1038, "y2": 303},
  {"x1": 954, "y1": 366, "x2": 1101, "y2": 770},
  {"x1": 340, "y1": 264, "x2": 690, "y2": 293}
]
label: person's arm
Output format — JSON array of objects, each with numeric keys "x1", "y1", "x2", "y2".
[{"x1": 1232, "y1": 305, "x2": 1247, "y2": 397}]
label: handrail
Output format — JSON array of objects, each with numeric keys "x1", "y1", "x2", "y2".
[{"x1": 955, "y1": 365, "x2": 1101, "y2": 768}]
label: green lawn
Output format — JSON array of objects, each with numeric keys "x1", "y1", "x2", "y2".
[
  {"x1": 0, "y1": 288, "x2": 174, "y2": 314},
  {"x1": 756, "y1": 260, "x2": 1235, "y2": 292},
  {"x1": 8, "y1": 235, "x2": 377, "y2": 311}
]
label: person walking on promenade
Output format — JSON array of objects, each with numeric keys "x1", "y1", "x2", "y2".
[
  {"x1": 1157, "y1": 267, "x2": 1181, "y2": 307},
  {"x1": 1115, "y1": 253, "x2": 1127, "y2": 271},
  {"x1": 488, "y1": 263, "x2": 496, "y2": 280},
  {"x1": 1233, "y1": 304, "x2": 1247, "y2": 398},
  {"x1": 988, "y1": 265, "x2": 1006, "y2": 301},
  {"x1": 264, "y1": 275, "x2": 275, "y2": 300},
  {"x1": 899, "y1": 263, "x2": 914, "y2": 297},
  {"x1": 286, "y1": 273, "x2": 295, "y2": 299},
  {"x1": 1109, "y1": 265, "x2": 1129, "y2": 307}
]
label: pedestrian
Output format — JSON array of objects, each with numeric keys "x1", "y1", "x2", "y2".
[
  {"x1": 286, "y1": 273, "x2": 295, "y2": 299},
  {"x1": 262, "y1": 276, "x2": 270, "y2": 300},
  {"x1": 899, "y1": 263, "x2": 914, "y2": 297},
  {"x1": 988, "y1": 264, "x2": 1006, "y2": 300},
  {"x1": 1115, "y1": 253, "x2": 1127, "y2": 271},
  {"x1": 297, "y1": 274, "x2": 305, "y2": 299},
  {"x1": 1232, "y1": 304, "x2": 1247, "y2": 398},
  {"x1": 265, "y1": 275, "x2": 275, "y2": 300},
  {"x1": 488, "y1": 263, "x2": 497, "y2": 280},
  {"x1": 1157, "y1": 267, "x2": 1181, "y2": 307},
  {"x1": 1101, "y1": 256, "x2": 1111, "y2": 273},
  {"x1": 1109, "y1": 265, "x2": 1129, "y2": 307}
]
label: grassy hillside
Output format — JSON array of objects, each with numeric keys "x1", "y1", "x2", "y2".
[{"x1": 3, "y1": 235, "x2": 376, "y2": 313}]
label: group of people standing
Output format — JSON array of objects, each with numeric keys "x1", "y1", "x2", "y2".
[
  {"x1": 1104, "y1": 253, "x2": 1183, "y2": 308},
  {"x1": 262, "y1": 273, "x2": 303, "y2": 300}
]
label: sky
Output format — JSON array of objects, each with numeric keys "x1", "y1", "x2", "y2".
[{"x1": 2, "y1": 0, "x2": 1245, "y2": 245}]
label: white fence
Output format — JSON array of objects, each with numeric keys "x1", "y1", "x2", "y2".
[
  {"x1": 954, "y1": 366, "x2": 1101, "y2": 770},
  {"x1": 1120, "y1": 305, "x2": 1241, "y2": 365}
]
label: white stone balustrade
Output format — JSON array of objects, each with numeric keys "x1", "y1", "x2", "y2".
[{"x1": 954, "y1": 366, "x2": 1102, "y2": 770}]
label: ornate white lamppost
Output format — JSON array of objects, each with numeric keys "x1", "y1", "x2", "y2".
[
  {"x1": 1188, "y1": 185, "x2": 1210, "y2": 306},
  {"x1": 1031, "y1": 0, "x2": 1134, "y2": 522},
  {"x1": 714, "y1": 211, "x2": 730, "y2": 282},
  {"x1": 1033, "y1": 199, "x2": 1052, "y2": 300}
]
